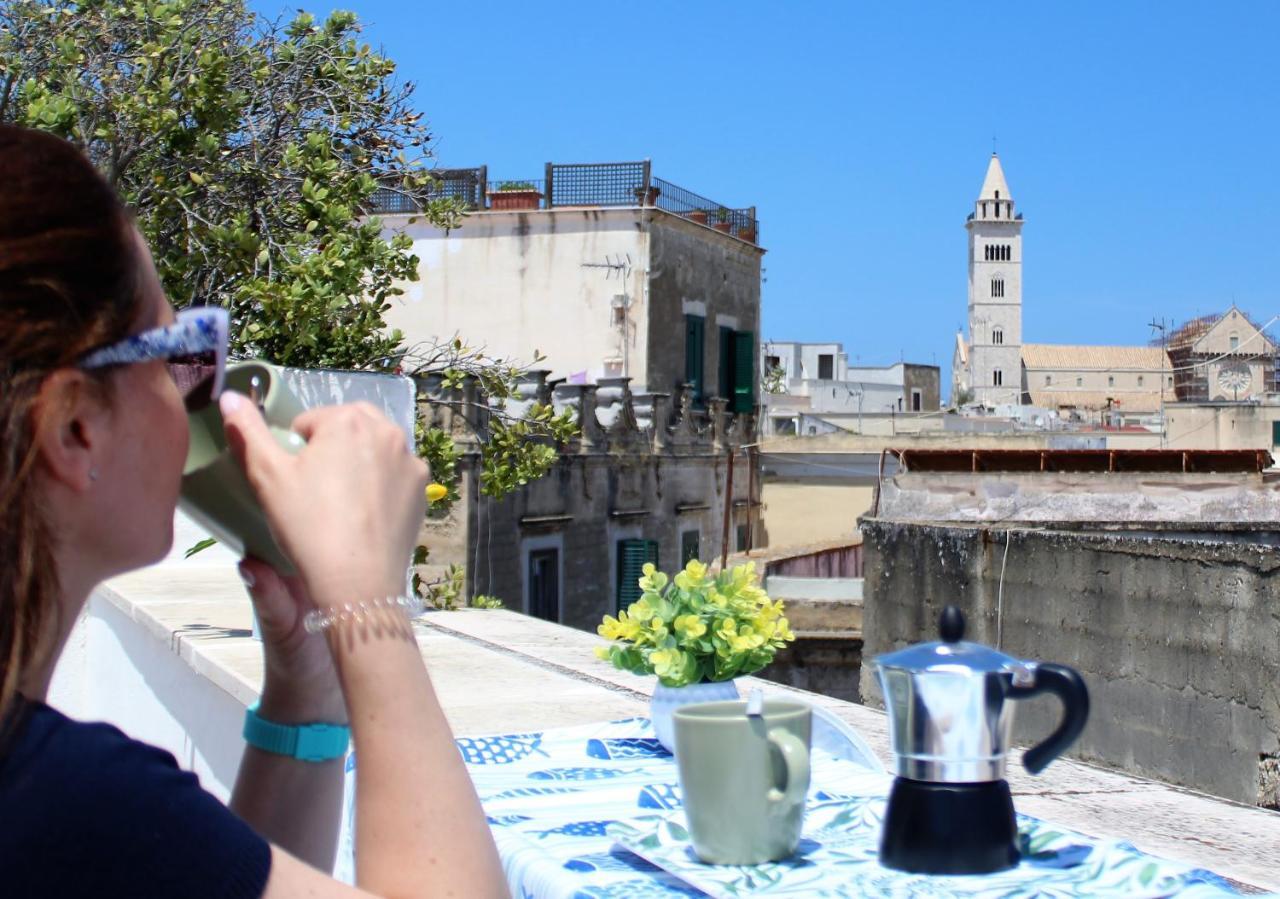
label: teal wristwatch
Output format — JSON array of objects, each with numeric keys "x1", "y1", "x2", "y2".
[{"x1": 243, "y1": 702, "x2": 350, "y2": 762}]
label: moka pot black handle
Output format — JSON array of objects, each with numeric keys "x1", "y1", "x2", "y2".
[{"x1": 1008, "y1": 663, "x2": 1090, "y2": 775}]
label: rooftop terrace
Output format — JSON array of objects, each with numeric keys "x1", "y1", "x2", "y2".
[
  {"x1": 45, "y1": 512, "x2": 1280, "y2": 892},
  {"x1": 368, "y1": 159, "x2": 761, "y2": 242}
]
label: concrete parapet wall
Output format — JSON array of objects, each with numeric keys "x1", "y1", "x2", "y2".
[{"x1": 858, "y1": 519, "x2": 1280, "y2": 807}]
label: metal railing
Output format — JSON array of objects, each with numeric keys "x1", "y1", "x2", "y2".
[
  {"x1": 368, "y1": 159, "x2": 759, "y2": 240},
  {"x1": 548, "y1": 161, "x2": 647, "y2": 207}
]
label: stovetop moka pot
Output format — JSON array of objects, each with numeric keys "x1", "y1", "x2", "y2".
[{"x1": 874, "y1": 606, "x2": 1089, "y2": 875}]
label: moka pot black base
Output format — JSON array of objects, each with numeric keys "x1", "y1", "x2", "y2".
[{"x1": 878, "y1": 777, "x2": 1020, "y2": 875}]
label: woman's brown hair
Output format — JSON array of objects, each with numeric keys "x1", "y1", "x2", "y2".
[{"x1": 0, "y1": 125, "x2": 144, "y2": 726}]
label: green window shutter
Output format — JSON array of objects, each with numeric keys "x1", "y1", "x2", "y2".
[
  {"x1": 680, "y1": 529, "x2": 700, "y2": 566},
  {"x1": 732, "y1": 330, "x2": 755, "y2": 413},
  {"x1": 718, "y1": 326, "x2": 735, "y2": 400},
  {"x1": 1272, "y1": 421, "x2": 1280, "y2": 447},
  {"x1": 684, "y1": 315, "x2": 706, "y2": 400},
  {"x1": 617, "y1": 539, "x2": 660, "y2": 614}
]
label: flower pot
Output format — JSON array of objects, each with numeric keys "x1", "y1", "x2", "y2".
[
  {"x1": 634, "y1": 186, "x2": 660, "y2": 207},
  {"x1": 488, "y1": 190, "x2": 542, "y2": 211},
  {"x1": 651, "y1": 679, "x2": 740, "y2": 753},
  {"x1": 737, "y1": 226, "x2": 757, "y2": 244},
  {"x1": 688, "y1": 210, "x2": 709, "y2": 226},
  {"x1": 713, "y1": 221, "x2": 733, "y2": 234}
]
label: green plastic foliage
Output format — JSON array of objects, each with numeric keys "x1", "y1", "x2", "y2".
[
  {"x1": 3, "y1": 0, "x2": 579, "y2": 506},
  {"x1": 2, "y1": 0, "x2": 462, "y2": 371}
]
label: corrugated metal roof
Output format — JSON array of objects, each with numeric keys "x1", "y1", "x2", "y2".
[
  {"x1": 891, "y1": 448, "x2": 1272, "y2": 474},
  {"x1": 1021, "y1": 344, "x2": 1172, "y2": 371}
]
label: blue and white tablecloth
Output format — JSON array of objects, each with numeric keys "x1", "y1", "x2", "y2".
[{"x1": 459, "y1": 717, "x2": 1262, "y2": 898}]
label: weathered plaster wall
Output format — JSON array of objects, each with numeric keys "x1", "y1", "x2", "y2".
[
  {"x1": 647, "y1": 215, "x2": 762, "y2": 396},
  {"x1": 467, "y1": 451, "x2": 745, "y2": 631},
  {"x1": 1166, "y1": 403, "x2": 1280, "y2": 451},
  {"x1": 859, "y1": 519, "x2": 1280, "y2": 807},
  {"x1": 902, "y1": 364, "x2": 941, "y2": 412},
  {"x1": 382, "y1": 209, "x2": 651, "y2": 386},
  {"x1": 760, "y1": 482, "x2": 873, "y2": 547}
]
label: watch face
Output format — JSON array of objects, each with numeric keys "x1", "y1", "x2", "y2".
[{"x1": 1217, "y1": 361, "x2": 1252, "y2": 394}]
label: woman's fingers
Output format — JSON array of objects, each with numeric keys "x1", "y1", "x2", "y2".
[
  {"x1": 239, "y1": 557, "x2": 298, "y2": 639},
  {"x1": 219, "y1": 391, "x2": 289, "y2": 493}
]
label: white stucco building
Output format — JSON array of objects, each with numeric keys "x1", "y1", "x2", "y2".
[
  {"x1": 374, "y1": 165, "x2": 763, "y2": 407},
  {"x1": 760, "y1": 340, "x2": 940, "y2": 435},
  {"x1": 954, "y1": 153, "x2": 1024, "y2": 406}
]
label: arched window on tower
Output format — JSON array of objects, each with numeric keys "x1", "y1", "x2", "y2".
[
  {"x1": 993, "y1": 328, "x2": 1004, "y2": 345},
  {"x1": 993, "y1": 369, "x2": 1003, "y2": 387},
  {"x1": 995, "y1": 191, "x2": 1000, "y2": 199},
  {"x1": 991, "y1": 277, "x2": 1005, "y2": 298},
  {"x1": 984, "y1": 245, "x2": 990, "y2": 261},
  {"x1": 982, "y1": 202, "x2": 987, "y2": 217}
]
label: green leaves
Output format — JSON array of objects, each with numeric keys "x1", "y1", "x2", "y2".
[
  {"x1": 5, "y1": 0, "x2": 580, "y2": 541},
  {"x1": 3, "y1": 0, "x2": 447, "y2": 371}
]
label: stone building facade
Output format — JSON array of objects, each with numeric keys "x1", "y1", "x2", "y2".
[
  {"x1": 418, "y1": 373, "x2": 759, "y2": 633},
  {"x1": 378, "y1": 203, "x2": 763, "y2": 404}
]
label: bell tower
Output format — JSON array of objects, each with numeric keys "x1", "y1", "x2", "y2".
[{"x1": 963, "y1": 154, "x2": 1024, "y2": 407}]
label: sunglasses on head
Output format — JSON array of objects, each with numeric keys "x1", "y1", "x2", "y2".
[{"x1": 78, "y1": 306, "x2": 230, "y2": 412}]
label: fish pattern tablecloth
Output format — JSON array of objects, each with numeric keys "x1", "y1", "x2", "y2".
[{"x1": 458, "y1": 717, "x2": 1262, "y2": 898}]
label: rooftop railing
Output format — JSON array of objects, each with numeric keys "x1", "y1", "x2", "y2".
[{"x1": 369, "y1": 160, "x2": 760, "y2": 243}]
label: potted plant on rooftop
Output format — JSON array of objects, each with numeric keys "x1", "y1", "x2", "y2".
[
  {"x1": 487, "y1": 180, "x2": 542, "y2": 211},
  {"x1": 633, "y1": 184, "x2": 661, "y2": 206},
  {"x1": 688, "y1": 208, "x2": 710, "y2": 226},
  {"x1": 596, "y1": 559, "x2": 795, "y2": 751},
  {"x1": 713, "y1": 207, "x2": 733, "y2": 233}
]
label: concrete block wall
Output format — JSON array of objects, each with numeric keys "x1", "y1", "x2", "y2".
[{"x1": 858, "y1": 519, "x2": 1280, "y2": 807}]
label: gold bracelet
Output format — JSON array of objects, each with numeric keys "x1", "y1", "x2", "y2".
[{"x1": 304, "y1": 596, "x2": 420, "y2": 634}]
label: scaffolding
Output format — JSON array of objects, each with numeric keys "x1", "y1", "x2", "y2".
[{"x1": 1155, "y1": 310, "x2": 1277, "y2": 401}]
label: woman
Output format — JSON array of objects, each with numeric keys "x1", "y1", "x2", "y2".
[{"x1": 0, "y1": 124, "x2": 508, "y2": 897}]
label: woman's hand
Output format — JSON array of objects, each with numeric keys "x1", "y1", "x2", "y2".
[
  {"x1": 241, "y1": 557, "x2": 346, "y2": 724},
  {"x1": 218, "y1": 391, "x2": 428, "y2": 611}
]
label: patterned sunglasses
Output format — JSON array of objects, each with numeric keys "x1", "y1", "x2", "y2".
[{"x1": 79, "y1": 306, "x2": 230, "y2": 412}]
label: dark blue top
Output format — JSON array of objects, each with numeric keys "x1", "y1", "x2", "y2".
[{"x1": 0, "y1": 699, "x2": 271, "y2": 898}]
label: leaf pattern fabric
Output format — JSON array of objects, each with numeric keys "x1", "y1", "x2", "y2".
[{"x1": 460, "y1": 718, "x2": 1264, "y2": 898}]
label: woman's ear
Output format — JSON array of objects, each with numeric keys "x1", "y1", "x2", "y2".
[{"x1": 32, "y1": 369, "x2": 113, "y2": 493}]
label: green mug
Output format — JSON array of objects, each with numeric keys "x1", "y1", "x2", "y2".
[
  {"x1": 179, "y1": 360, "x2": 306, "y2": 574},
  {"x1": 673, "y1": 699, "x2": 812, "y2": 865}
]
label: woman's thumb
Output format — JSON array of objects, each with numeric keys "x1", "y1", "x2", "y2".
[{"x1": 219, "y1": 390, "x2": 287, "y2": 487}]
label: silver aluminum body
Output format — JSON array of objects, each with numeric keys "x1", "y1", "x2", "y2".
[{"x1": 876, "y1": 647, "x2": 1035, "y2": 783}]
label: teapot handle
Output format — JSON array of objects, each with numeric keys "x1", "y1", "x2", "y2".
[{"x1": 1009, "y1": 663, "x2": 1090, "y2": 775}]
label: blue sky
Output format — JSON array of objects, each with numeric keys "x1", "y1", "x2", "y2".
[{"x1": 280, "y1": 1, "x2": 1279, "y2": 369}]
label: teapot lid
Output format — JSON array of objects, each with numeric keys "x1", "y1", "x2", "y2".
[{"x1": 875, "y1": 607, "x2": 1025, "y2": 675}]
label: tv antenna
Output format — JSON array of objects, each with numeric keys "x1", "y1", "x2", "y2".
[{"x1": 581, "y1": 254, "x2": 632, "y2": 280}]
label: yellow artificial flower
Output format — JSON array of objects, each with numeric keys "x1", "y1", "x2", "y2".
[
  {"x1": 649, "y1": 617, "x2": 669, "y2": 641},
  {"x1": 598, "y1": 610, "x2": 641, "y2": 642},
  {"x1": 674, "y1": 613, "x2": 707, "y2": 640},
  {"x1": 639, "y1": 562, "x2": 669, "y2": 594},
  {"x1": 649, "y1": 648, "x2": 686, "y2": 680},
  {"x1": 594, "y1": 645, "x2": 610, "y2": 660}
]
